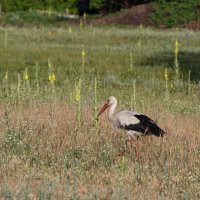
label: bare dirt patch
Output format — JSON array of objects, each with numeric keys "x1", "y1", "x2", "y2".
[
  {"x1": 93, "y1": 3, "x2": 200, "y2": 31},
  {"x1": 185, "y1": 19, "x2": 200, "y2": 31},
  {"x1": 95, "y1": 4, "x2": 153, "y2": 26}
]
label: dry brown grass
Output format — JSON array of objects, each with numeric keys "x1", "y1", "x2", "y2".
[
  {"x1": 0, "y1": 102, "x2": 199, "y2": 199},
  {"x1": 0, "y1": 25, "x2": 199, "y2": 199}
]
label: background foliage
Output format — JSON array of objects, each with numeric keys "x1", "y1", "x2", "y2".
[
  {"x1": 0, "y1": 0, "x2": 199, "y2": 27},
  {"x1": 0, "y1": 0, "x2": 199, "y2": 14},
  {"x1": 150, "y1": 0, "x2": 200, "y2": 27}
]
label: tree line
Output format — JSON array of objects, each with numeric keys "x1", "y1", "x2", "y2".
[
  {"x1": 0, "y1": 0, "x2": 154, "y2": 13},
  {"x1": 0, "y1": 0, "x2": 199, "y2": 20}
]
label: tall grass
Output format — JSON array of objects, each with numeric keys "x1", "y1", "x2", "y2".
[{"x1": 0, "y1": 25, "x2": 199, "y2": 199}]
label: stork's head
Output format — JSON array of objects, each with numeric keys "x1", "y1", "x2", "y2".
[{"x1": 97, "y1": 96, "x2": 117, "y2": 118}]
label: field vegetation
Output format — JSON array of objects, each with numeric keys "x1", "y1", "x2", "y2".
[
  {"x1": 0, "y1": 24, "x2": 200, "y2": 199},
  {"x1": 1, "y1": 0, "x2": 200, "y2": 28}
]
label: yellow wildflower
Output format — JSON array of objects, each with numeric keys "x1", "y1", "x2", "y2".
[
  {"x1": 48, "y1": 59, "x2": 52, "y2": 68},
  {"x1": 80, "y1": 19, "x2": 83, "y2": 27},
  {"x1": 48, "y1": 73, "x2": 56, "y2": 83},
  {"x1": 170, "y1": 83, "x2": 175, "y2": 89},
  {"x1": 83, "y1": 12, "x2": 87, "y2": 20},
  {"x1": 4, "y1": 71, "x2": 8, "y2": 80},
  {"x1": 48, "y1": 8, "x2": 51, "y2": 17},
  {"x1": 174, "y1": 39, "x2": 179, "y2": 55},
  {"x1": 164, "y1": 68, "x2": 168, "y2": 81},
  {"x1": 82, "y1": 48, "x2": 86, "y2": 64},
  {"x1": 24, "y1": 68, "x2": 29, "y2": 81},
  {"x1": 51, "y1": 73, "x2": 56, "y2": 81},
  {"x1": 76, "y1": 90, "x2": 80, "y2": 102},
  {"x1": 137, "y1": 39, "x2": 141, "y2": 47},
  {"x1": 75, "y1": 79, "x2": 81, "y2": 102},
  {"x1": 68, "y1": 26, "x2": 72, "y2": 33}
]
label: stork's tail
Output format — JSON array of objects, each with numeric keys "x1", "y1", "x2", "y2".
[{"x1": 149, "y1": 123, "x2": 167, "y2": 137}]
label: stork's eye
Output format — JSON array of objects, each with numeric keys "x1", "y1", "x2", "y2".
[{"x1": 107, "y1": 99, "x2": 110, "y2": 103}]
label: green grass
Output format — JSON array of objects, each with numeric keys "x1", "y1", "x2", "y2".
[
  {"x1": 0, "y1": 11, "x2": 70, "y2": 27},
  {"x1": 0, "y1": 25, "x2": 200, "y2": 199}
]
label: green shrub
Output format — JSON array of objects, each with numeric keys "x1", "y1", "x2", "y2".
[
  {"x1": 150, "y1": 0, "x2": 200, "y2": 27},
  {"x1": 0, "y1": 11, "x2": 67, "y2": 26}
]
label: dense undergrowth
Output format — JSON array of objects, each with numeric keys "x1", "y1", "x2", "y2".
[
  {"x1": 0, "y1": 0, "x2": 200, "y2": 28},
  {"x1": 150, "y1": 0, "x2": 200, "y2": 27}
]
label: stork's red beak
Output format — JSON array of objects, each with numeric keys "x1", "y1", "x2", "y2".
[{"x1": 97, "y1": 102, "x2": 109, "y2": 118}]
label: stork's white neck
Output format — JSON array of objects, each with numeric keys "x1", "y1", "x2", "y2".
[{"x1": 108, "y1": 102, "x2": 117, "y2": 121}]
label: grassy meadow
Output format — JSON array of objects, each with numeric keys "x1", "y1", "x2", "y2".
[{"x1": 0, "y1": 25, "x2": 200, "y2": 199}]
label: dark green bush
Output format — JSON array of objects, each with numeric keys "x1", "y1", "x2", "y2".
[
  {"x1": 0, "y1": 0, "x2": 69, "y2": 12},
  {"x1": 0, "y1": 0, "x2": 153, "y2": 13},
  {"x1": 150, "y1": 0, "x2": 200, "y2": 27}
]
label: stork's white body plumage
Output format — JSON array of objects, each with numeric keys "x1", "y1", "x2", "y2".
[
  {"x1": 110, "y1": 110, "x2": 143, "y2": 138},
  {"x1": 97, "y1": 96, "x2": 166, "y2": 154}
]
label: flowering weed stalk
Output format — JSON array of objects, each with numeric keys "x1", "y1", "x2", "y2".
[
  {"x1": 137, "y1": 39, "x2": 141, "y2": 52},
  {"x1": 4, "y1": 70, "x2": 9, "y2": 97},
  {"x1": 94, "y1": 77, "x2": 98, "y2": 126},
  {"x1": 35, "y1": 62, "x2": 40, "y2": 93},
  {"x1": 188, "y1": 70, "x2": 191, "y2": 94},
  {"x1": 4, "y1": 29, "x2": 8, "y2": 49},
  {"x1": 4, "y1": 71, "x2": 8, "y2": 81},
  {"x1": 48, "y1": 73, "x2": 56, "y2": 91},
  {"x1": 68, "y1": 26, "x2": 72, "y2": 33},
  {"x1": 80, "y1": 19, "x2": 83, "y2": 28},
  {"x1": 23, "y1": 68, "x2": 30, "y2": 90},
  {"x1": 17, "y1": 73, "x2": 21, "y2": 105},
  {"x1": 23, "y1": 68, "x2": 29, "y2": 81},
  {"x1": 164, "y1": 68, "x2": 169, "y2": 100},
  {"x1": 83, "y1": 12, "x2": 87, "y2": 25},
  {"x1": 129, "y1": 51, "x2": 133, "y2": 72},
  {"x1": 75, "y1": 78, "x2": 82, "y2": 127},
  {"x1": 48, "y1": 58, "x2": 52, "y2": 69},
  {"x1": 48, "y1": 0, "x2": 52, "y2": 17},
  {"x1": 174, "y1": 39, "x2": 180, "y2": 82},
  {"x1": 48, "y1": 73, "x2": 56, "y2": 83},
  {"x1": 48, "y1": 59, "x2": 56, "y2": 92},
  {"x1": 81, "y1": 48, "x2": 86, "y2": 73},
  {"x1": 131, "y1": 79, "x2": 136, "y2": 110}
]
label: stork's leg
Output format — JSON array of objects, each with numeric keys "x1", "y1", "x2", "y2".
[
  {"x1": 135, "y1": 136, "x2": 140, "y2": 160},
  {"x1": 127, "y1": 138, "x2": 133, "y2": 153}
]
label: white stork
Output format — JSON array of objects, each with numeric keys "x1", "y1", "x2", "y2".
[{"x1": 97, "y1": 96, "x2": 166, "y2": 157}]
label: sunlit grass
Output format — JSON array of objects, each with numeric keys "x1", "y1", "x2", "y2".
[{"x1": 0, "y1": 25, "x2": 199, "y2": 199}]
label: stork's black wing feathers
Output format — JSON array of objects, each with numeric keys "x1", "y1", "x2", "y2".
[
  {"x1": 123, "y1": 114, "x2": 166, "y2": 137},
  {"x1": 123, "y1": 123, "x2": 146, "y2": 133}
]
